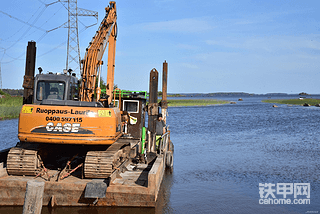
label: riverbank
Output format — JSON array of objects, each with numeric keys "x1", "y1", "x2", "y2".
[
  {"x1": 262, "y1": 98, "x2": 320, "y2": 106},
  {"x1": 167, "y1": 99, "x2": 229, "y2": 107},
  {"x1": 0, "y1": 90, "x2": 22, "y2": 120}
]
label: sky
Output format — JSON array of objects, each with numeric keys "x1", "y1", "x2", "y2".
[{"x1": 1, "y1": 0, "x2": 320, "y2": 94}]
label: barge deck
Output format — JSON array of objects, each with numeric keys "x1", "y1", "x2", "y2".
[{"x1": 0, "y1": 154, "x2": 166, "y2": 207}]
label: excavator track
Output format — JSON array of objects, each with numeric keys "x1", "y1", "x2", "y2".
[
  {"x1": 6, "y1": 147, "x2": 40, "y2": 176},
  {"x1": 84, "y1": 142, "x2": 130, "y2": 179}
]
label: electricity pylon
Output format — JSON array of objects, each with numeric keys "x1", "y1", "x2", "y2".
[{"x1": 65, "y1": 0, "x2": 98, "y2": 75}]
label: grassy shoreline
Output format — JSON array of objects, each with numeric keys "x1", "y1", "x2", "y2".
[
  {"x1": 167, "y1": 99, "x2": 229, "y2": 107},
  {"x1": 0, "y1": 90, "x2": 23, "y2": 120},
  {"x1": 262, "y1": 98, "x2": 320, "y2": 106}
]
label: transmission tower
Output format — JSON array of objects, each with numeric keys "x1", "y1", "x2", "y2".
[{"x1": 65, "y1": 0, "x2": 98, "y2": 74}]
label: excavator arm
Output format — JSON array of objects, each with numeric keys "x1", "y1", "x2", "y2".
[{"x1": 79, "y1": 1, "x2": 117, "y2": 103}]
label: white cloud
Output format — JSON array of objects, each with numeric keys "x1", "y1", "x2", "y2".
[
  {"x1": 180, "y1": 62, "x2": 199, "y2": 69},
  {"x1": 139, "y1": 17, "x2": 214, "y2": 33},
  {"x1": 230, "y1": 9, "x2": 308, "y2": 26},
  {"x1": 205, "y1": 35, "x2": 320, "y2": 53},
  {"x1": 176, "y1": 43, "x2": 199, "y2": 50}
]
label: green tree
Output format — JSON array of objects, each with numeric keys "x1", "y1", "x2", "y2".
[{"x1": 95, "y1": 77, "x2": 106, "y2": 90}]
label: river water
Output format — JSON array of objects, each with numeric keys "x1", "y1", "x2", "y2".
[{"x1": 0, "y1": 95, "x2": 320, "y2": 213}]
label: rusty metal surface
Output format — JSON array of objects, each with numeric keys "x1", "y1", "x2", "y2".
[
  {"x1": 148, "y1": 68, "x2": 159, "y2": 134},
  {"x1": 147, "y1": 103, "x2": 159, "y2": 115},
  {"x1": 148, "y1": 68, "x2": 158, "y2": 104},
  {"x1": 0, "y1": 151, "x2": 166, "y2": 207},
  {"x1": 161, "y1": 61, "x2": 168, "y2": 109},
  {"x1": 161, "y1": 61, "x2": 168, "y2": 124},
  {"x1": 23, "y1": 41, "x2": 36, "y2": 105},
  {"x1": 22, "y1": 76, "x2": 34, "y2": 89}
]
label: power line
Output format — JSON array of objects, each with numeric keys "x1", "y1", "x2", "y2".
[
  {"x1": 0, "y1": 5, "x2": 48, "y2": 62},
  {"x1": 0, "y1": 51, "x2": 25, "y2": 64},
  {"x1": 37, "y1": 26, "x2": 90, "y2": 59},
  {"x1": 38, "y1": 40, "x2": 66, "y2": 58},
  {"x1": 0, "y1": 24, "x2": 89, "y2": 64},
  {"x1": 2, "y1": 6, "x2": 48, "y2": 53},
  {"x1": 0, "y1": 1, "x2": 61, "y2": 54},
  {"x1": 0, "y1": 1, "x2": 98, "y2": 69},
  {"x1": 0, "y1": 4, "x2": 45, "y2": 42},
  {"x1": 0, "y1": 10, "x2": 46, "y2": 32}
]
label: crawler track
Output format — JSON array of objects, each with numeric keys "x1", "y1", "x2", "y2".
[
  {"x1": 6, "y1": 147, "x2": 40, "y2": 176},
  {"x1": 6, "y1": 142, "x2": 131, "y2": 179},
  {"x1": 84, "y1": 142, "x2": 130, "y2": 178}
]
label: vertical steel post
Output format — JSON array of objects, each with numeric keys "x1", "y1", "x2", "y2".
[
  {"x1": 161, "y1": 61, "x2": 168, "y2": 124},
  {"x1": 148, "y1": 68, "x2": 159, "y2": 134},
  {"x1": 23, "y1": 41, "x2": 36, "y2": 105}
]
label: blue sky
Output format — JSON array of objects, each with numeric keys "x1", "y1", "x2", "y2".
[{"x1": 1, "y1": 0, "x2": 320, "y2": 94}]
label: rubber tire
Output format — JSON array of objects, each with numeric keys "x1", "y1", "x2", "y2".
[
  {"x1": 166, "y1": 151, "x2": 173, "y2": 169},
  {"x1": 169, "y1": 141, "x2": 174, "y2": 153}
]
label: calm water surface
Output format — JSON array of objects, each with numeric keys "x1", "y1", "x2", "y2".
[{"x1": 0, "y1": 95, "x2": 320, "y2": 213}]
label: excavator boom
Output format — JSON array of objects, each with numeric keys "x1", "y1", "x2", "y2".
[{"x1": 79, "y1": 1, "x2": 117, "y2": 103}]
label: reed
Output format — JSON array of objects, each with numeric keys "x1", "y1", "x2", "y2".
[
  {"x1": 0, "y1": 106, "x2": 22, "y2": 120},
  {"x1": 262, "y1": 98, "x2": 320, "y2": 106},
  {"x1": 0, "y1": 90, "x2": 22, "y2": 120}
]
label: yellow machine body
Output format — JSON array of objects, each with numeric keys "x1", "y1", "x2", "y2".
[
  {"x1": 18, "y1": 104, "x2": 122, "y2": 145},
  {"x1": 18, "y1": 1, "x2": 120, "y2": 146}
]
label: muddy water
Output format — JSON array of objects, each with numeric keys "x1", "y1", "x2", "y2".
[{"x1": 1, "y1": 95, "x2": 320, "y2": 213}]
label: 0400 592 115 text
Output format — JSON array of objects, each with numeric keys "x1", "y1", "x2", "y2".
[{"x1": 45, "y1": 116, "x2": 82, "y2": 123}]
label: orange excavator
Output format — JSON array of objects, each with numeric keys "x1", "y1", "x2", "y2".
[{"x1": 6, "y1": 1, "x2": 145, "y2": 180}]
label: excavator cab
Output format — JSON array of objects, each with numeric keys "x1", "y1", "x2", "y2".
[{"x1": 33, "y1": 72, "x2": 79, "y2": 104}]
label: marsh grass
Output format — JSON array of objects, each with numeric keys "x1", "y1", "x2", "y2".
[
  {"x1": 262, "y1": 98, "x2": 320, "y2": 106},
  {"x1": 0, "y1": 90, "x2": 22, "y2": 119},
  {"x1": 168, "y1": 99, "x2": 229, "y2": 107},
  {"x1": 0, "y1": 106, "x2": 22, "y2": 119}
]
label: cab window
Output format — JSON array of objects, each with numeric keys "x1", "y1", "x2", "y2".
[
  {"x1": 123, "y1": 100, "x2": 139, "y2": 113},
  {"x1": 37, "y1": 81, "x2": 65, "y2": 101},
  {"x1": 70, "y1": 82, "x2": 79, "y2": 100}
]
